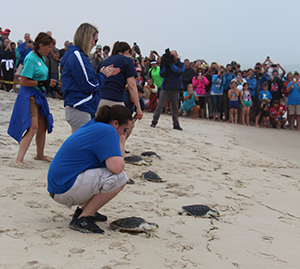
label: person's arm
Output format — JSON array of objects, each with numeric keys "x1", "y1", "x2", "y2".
[
  {"x1": 105, "y1": 156, "x2": 125, "y2": 174},
  {"x1": 286, "y1": 82, "x2": 294, "y2": 93},
  {"x1": 170, "y1": 62, "x2": 185, "y2": 76},
  {"x1": 228, "y1": 90, "x2": 232, "y2": 99},
  {"x1": 277, "y1": 63, "x2": 286, "y2": 77},
  {"x1": 194, "y1": 92, "x2": 199, "y2": 101},
  {"x1": 20, "y1": 76, "x2": 56, "y2": 88},
  {"x1": 127, "y1": 76, "x2": 143, "y2": 120},
  {"x1": 159, "y1": 65, "x2": 167, "y2": 77},
  {"x1": 239, "y1": 91, "x2": 245, "y2": 106},
  {"x1": 50, "y1": 48, "x2": 60, "y2": 62}
]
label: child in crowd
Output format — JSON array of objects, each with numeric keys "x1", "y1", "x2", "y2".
[
  {"x1": 254, "y1": 99, "x2": 270, "y2": 127},
  {"x1": 228, "y1": 81, "x2": 240, "y2": 124},
  {"x1": 143, "y1": 78, "x2": 158, "y2": 112},
  {"x1": 276, "y1": 98, "x2": 287, "y2": 128},
  {"x1": 178, "y1": 84, "x2": 200, "y2": 119},
  {"x1": 269, "y1": 100, "x2": 286, "y2": 129},
  {"x1": 239, "y1": 82, "x2": 252, "y2": 126},
  {"x1": 258, "y1": 82, "x2": 272, "y2": 106}
]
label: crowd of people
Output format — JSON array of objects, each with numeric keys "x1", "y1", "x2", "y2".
[{"x1": 2, "y1": 23, "x2": 300, "y2": 234}]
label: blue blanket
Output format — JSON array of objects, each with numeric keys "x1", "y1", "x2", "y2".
[{"x1": 7, "y1": 87, "x2": 53, "y2": 143}]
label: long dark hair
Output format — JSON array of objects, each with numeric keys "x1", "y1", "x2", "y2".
[
  {"x1": 111, "y1": 41, "x2": 131, "y2": 56},
  {"x1": 33, "y1": 32, "x2": 54, "y2": 51},
  {"x1": 95, "y1": 105, "x2": 132, "y2": 125}
]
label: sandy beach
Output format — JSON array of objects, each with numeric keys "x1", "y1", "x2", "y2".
[{"x1": 0, "y1": 90, "x2": 299, "y2": 269}]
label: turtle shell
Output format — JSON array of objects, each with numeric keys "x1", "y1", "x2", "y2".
[
  {"x1": 110, "y1": 217, "x2": 146, "y2": 231},
  {"x1": 124, "y1": 156, "x2": 152, "y2": 166},
  {"x1": 181, "y1": 204, "x2": 220, "y2": 219},
  {"x1": 141, "y1": 151, "x2": 161, "y2": 159},
  {"x1": 141, "y1": 171, "x2": 163, "y2": 182}
]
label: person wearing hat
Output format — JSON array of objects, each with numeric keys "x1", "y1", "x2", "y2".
[
  {"x1": 148, "y1": 60, "x2": 163, "y2": 97},
  {"x1": 90, "y1": 44, "x2": 102, "y2": 73}
]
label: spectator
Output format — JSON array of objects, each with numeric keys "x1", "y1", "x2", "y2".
[
  {"x1": 14, "y1": 39, "x2": 23, "y2": 68},
  {"x1": 46, "y1": 38, "x2": 60, "y2": 95},
  {"x1": 182, "y1": 59, "x2": 195, "y2": 92},
  {"x1": 143, "y1": 78, "x2": 158, "y2": 112},
  {"x1": 148, "y1": 60, "x2": 163, "y2": 97},
  {"x1": 13, "y1": 33, "x2": 33, "y2": 90},
  {"x1": 210, "y1": 66, "x2": 226, "y2": 121},
  {"x1": 254, "y1": 99, "x2": 270, "y2": 128},
  {"x1": 268, "y1": 70, "x2": 283, "y2": 103},
  {"x1": 286, "y1": 72, "x2": 300, "y2": 130},
  {"x1": 136, "y1": 68, "x2": 143, "y2": 85},
  {"x1": 90, "y1": 44, "x2": 102, "y2": 73},
  {"x1": 192, "y1": 67, "x2": 209, "y2": 119},
  {"x1": 269, "y1": 100, "x2": 286, "y2": 129},
  {"x1": 59, "y1": 40, "x2": 70, "y2": 59},
  {"x1": 258, "y1": 82, "x2": 272, "y2": 106},
  {"x1": 178, "y1": 84, "x2": 200, "y2": 119},
  {"x1": 228, "y1": 81, "x2": 240, "y2": 125},
  {"x1": 151, "y1": 50, "x2": 185, "y2": 130},
  {"x1": 222, "y1": 63, "x2": 234, "y2": 121},
  {"x1": 101, "y1": 45, "x2": 110, "y2": 61},
  {"x1": 239, "y1": 82, "x2": 252, "y2": 126},
  {"x1": 0, "y1": 38, "x2": 15, "y2": 92}
]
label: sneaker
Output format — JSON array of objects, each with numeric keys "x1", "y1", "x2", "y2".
[
  {"x1": 125, "y1": 149, "x2": 130, "y2": 154},
  {"x1": 126, "y1": 178, "x2": 135, "y2": 184},
  {"x1": 72, "y1": 206, "x2": 107, "y2": 222},
  {"x1": 69, "y1": 216, "x2": 104, "y2": 234},
  {"x1": 173, "y1": 125, "x2": 183, "y2": 131},
  {"x1": 150, "y1": 122, "x2": 156, "y2": 128}
]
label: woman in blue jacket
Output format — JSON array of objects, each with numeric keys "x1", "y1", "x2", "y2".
[
  {"x1": 61, "y1": 23, "x2": 120, "y2": 133},
  {"x1": 210, "y1": 67, "x2": 226, "y2": 121}
]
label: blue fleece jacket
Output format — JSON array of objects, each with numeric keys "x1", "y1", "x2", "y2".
[
  {"x1": 8, "y1": 87, "x2": 53, "y2": 143},
  {"x1": 246, "y1": 76, "x2": 257, "y2": 97},
  {"x1": 211, "y1": 75, "x2": 226, "y2": 94},
  {"x1": 60, "y1": 44, "x2": 106, "y2": 118},
  {"x1": 160, "y1": 59, "x2": 185, "y2": 90}
]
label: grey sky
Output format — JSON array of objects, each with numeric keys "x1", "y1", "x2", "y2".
[{"x1": 2, "y1": 0, "x2": 299, "y2": 70}]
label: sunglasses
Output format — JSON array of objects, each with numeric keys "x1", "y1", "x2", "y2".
[{"x1": 93, "y1": 37, "x2": 98, "y2": 44}]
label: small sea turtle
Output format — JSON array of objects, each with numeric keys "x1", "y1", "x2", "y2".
[
  {"x1": 141, "y1": 151, "x2": 161, "y2": 159},
  {"x1": 179, "y1": 204, "x2": 220, "y2": 221},
  {"x1": 124, "y1": 156, "x2": 152, "y2": 166},
  {"x1": 110, "y1": 217, "x2": 159, "y2": 237},
  {"x1": 141, "y1": 171, "x2": 164, "y2": 182}
]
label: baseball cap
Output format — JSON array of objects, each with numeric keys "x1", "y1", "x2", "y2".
[
  {"x1": 17, "y1": 39, "x2": 23, "y2": 44},
  {"x1": 96, "y1": 44, "x2": 102, "y2": 49},
  {"x1": 136, "y1": 68, "x2": 142, "y2": 72},
  {"x1": 2, "y1": 31, "x2": 8, "y2": 35},
  {"x1": 5, "y1": 28, "x2": 11, "y2": 32}
]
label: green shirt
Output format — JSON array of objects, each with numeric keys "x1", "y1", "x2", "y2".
[
  {"x1": 149, "y1": 66, "x2": 163, "y2": 88},
  {"x1": 21, "y1": 51, "x2": 48, "y2": 91}
]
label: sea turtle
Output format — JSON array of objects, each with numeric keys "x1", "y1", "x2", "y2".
[
  {"x1": 110, "y1": 217, "x2": 159, "y2": 237},
  {"x1": 141, "y1": 171, "x2": 164, "y2": 182},
  {"x1": 124, "y1": 156, "x2": 152, "y2": 166},
  {"x1": 178, "y1": 204, "x2": 220, "y2": 221},
  {"x1": 141, "y1": 151, "x2": 161, "y2": 159}
]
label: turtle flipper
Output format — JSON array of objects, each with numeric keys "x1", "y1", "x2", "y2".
[
  {"x1": 209, "y1": 214, "x2": 219, "y2": 221},
  {"x1": 142, "y1": 227, "x2": 151, "y2": 237}
]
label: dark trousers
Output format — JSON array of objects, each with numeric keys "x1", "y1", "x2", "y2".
[
  {"x1": 1, "y1": 63, "x2": 14, "y2": 91},
  {"x1": 152, "y1": 89, "x2": 180, "y2": 127},
  {"x1": 211, "y1": 94, "x2": 223, "y2": 114}
]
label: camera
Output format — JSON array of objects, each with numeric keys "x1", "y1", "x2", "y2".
[
  {"x1": 28, "y1": 40, "x2": 32, "y2": 44},
  {"x1": 133, "y1": 42, "x2": 141, "y2": 55},
  {"x1": 160, "y1": 48, "x2": 175, "y2": 67},
  {"x1": 220, "y1": 70, "x2": 224, "y2": 74}
]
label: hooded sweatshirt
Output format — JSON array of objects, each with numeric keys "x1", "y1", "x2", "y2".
[{"x1": 60, "y1": 44, "x2": 106, "y2": 118}]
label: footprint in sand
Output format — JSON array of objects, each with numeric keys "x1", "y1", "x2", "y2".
[
  {"x1": 25, "y1": 201, "x2": 50, "y2": 209},
  {"x1": 21, "y1": 260, "x2": 55, "y2": 269}
]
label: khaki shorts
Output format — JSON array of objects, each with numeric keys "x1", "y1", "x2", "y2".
[
  {"x1": 30, "y1": 96, "x2": 40, "y2": 117},
  {"x1": 288, "y1": 104, "x2": 300, "y2": 115},
  {"x1": 15, "y1": 64, "x2": 23, "y2": 76},
  {"x1": 65, "y1": 106, "x2": 91, "y2": 133},
  {"x1": 53, "y1": 167, "x2": 128, "y2": 208}
]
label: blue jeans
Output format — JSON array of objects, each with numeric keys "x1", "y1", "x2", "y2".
[{"x1": 211, "y1": 95, "x2": 223, "y2": 114}]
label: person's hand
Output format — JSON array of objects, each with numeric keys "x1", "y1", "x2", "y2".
[
  {"x1": 100, "y1": 65, "x2": 120, "y2": 77},
  {"x1": 135, "y1": 109, "x2": 143, "y2": 120},
  {"x1": 49, "y1": 79, "x2": 57, "y2": 87}
]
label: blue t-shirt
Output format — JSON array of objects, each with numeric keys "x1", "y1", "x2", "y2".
[
  {"x1": 21, "y1": 51, "x2": 48, "y2": 91},
  {"x1": 287, "y1": 81, "x2": 300, "y2": 105},
  {"x1": 47, "y1": 120, "x2": 122, "y2": 194},
  {"x1": 98, "y1": 54, "x2": 137, "y2": 102},
  {"x1": 181, "y1": 91, "x2": 196, "y2": 111},
  {"x1": 258, "y1": 90, "x2": 272, "y2": 102}
]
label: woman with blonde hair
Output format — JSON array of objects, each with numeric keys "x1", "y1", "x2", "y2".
[{"x1": 61, "y1": 23, "x2": 120, "y2": 133}]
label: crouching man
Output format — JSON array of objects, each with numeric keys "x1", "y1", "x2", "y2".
[
  {"x1": 178, "y1": 84, "x2": 200, "y2": 119},
  {"x1": 47, "y1": 105, "x2": 132, "y2": 234}
]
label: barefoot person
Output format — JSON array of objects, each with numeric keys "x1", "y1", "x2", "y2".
[
  {"x1": 47, "y1": 105, "x2": 132, "y2": 234},
  {"x1": 8, "y1": 32, "x2": 56, "y2": 164}
]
